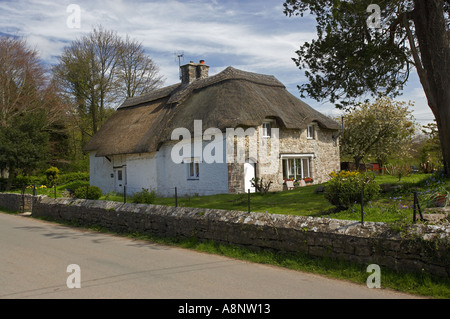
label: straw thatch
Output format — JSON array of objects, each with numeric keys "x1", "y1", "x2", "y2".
[{"x1": 84, "y1": 66, "x2": 340, "y2": 157}]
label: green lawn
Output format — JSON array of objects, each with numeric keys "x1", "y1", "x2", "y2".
[{"x1": 6, "y1": 172, "x2": 448, "y2": 225}]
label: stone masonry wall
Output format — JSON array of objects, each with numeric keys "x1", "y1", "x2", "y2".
[
  {"x1": 228, "y1": 123, "x2": 341, "y2": 193},
  {"x1": 0, "y1": 193, "x2": 33, "y2": 212},
  {"x1": 23, "y1": 195, "x2": 450, "y2": 278}
]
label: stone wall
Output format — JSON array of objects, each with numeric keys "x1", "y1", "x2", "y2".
[
  {"x1": 227, "y1": 122, "x2": 341, "y2": 193},
  {"x1": 26, "y1": 195, "x2": 450, "y2": 278},
  {"x1": 0, "y1": 193, "x2": 33, "y2": 212}
]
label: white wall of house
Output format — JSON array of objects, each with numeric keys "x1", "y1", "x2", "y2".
[
  {"x1": 89, "y1": 152, "x2": 114, "y2": 194},
  {"x1": 155, "y1": 136, "x2": 229, "y2": 197},
  {"x1": 126, "y1": 153, "x2": 158, "y2": 194}
]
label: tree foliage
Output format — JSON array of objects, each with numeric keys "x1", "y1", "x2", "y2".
[
  {"x1": 284, "y1": 0, "x2": 450, "y2": 176},
  {"x1": 0, "y1": 36, "x2": 68, "y2": 188},
  {"x1": 340, "y1": 97, "x2": 416, "y2": 168}
]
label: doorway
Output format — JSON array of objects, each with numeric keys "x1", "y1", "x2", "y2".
[{"x1": 244, "y1": 159, "x2": 256, "y2": 193}]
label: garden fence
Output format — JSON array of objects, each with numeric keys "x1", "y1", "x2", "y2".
[{"x1": 0, "y1": 182, "x2": 436, "y2": 224}]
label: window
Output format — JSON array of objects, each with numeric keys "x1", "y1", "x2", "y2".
[
  {"x1": 117, "y1": 170, "x2": 123, "y2": 181},
  {"x1": 186, "y1": 158, "x2": 200, "y2": 180},
  {"x1": 262, "y1": 121, "x2": 272, "y2": 138},
  {"x1": 307, "y1": 125, "x2": 315, "y2": 139},
  {"x1": 282, "y1": 157, "x2": 311, "y2": 180}
]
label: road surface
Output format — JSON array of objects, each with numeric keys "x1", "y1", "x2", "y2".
[{"x1": 0, "y1": 212, "x2": 421, "y2": 300}]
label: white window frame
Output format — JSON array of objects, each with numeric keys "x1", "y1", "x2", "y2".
[
  {"x1": 185, "y1": 158, "x2": 200, "y2": 180},
  {"x1": 307, "y1": 124, "x2": 315, "y2": 140},
  {"x1": 262, "y1": 121, "x2": 272, "y2": 138},
  {"x1": 281, "y1": 155, "x2": 313, "y2": 180}
]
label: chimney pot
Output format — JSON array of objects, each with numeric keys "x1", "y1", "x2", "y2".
[{"x1": 180, "y1": 60, "x2": 209, "y2": 84}]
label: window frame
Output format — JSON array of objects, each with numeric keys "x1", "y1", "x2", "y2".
[
  {"x1": 185, "y1": 158, "x2": 200, "y2": 180},
  {"x1": 282, "y1": 156, "x2": 312, "y2": 180},
  {"x1": 262, "y1": 121, "x2": 272, "y2": 138},
  {"x1": 307, "y1": 124, "x2": 315, "y2": 140}
]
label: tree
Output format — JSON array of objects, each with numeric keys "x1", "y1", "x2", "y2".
[
  {"x1": 419, "y1": 120, "x2": 442, "y2": 172},
  {"x1": 283, "y1": 0, "x2": 450, "y2": 176},
  {"x1": 116, "y1": 35, "x2": 165, "y2": 99},
  {"x1": 53, "y1": 26, "x2": 164, "y2": 141},
  {"x1": 340, "y1": 97, "x2": 416, "y2": 169},
  {"x1": 0, "y1": 36, "x2": 67, "y2": 188},
  {"x1": 0, "y1": 111, "x2": 50, "y2": 189}
]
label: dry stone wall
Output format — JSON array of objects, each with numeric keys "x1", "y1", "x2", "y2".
[{"x1": 23, "y1": 195, "x2": 449, "y2": 278}]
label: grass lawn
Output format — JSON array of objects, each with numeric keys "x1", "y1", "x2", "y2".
[
  {"x1": 6, "y1": 172, "x2": 449, "y2": 225},
  {"x1": 150, "y1": 172, "x2": 447, "y2": 225}
]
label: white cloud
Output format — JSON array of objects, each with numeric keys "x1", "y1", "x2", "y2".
[{"x1": 0, "y1": 0, "x2": 435, "y2": 125}]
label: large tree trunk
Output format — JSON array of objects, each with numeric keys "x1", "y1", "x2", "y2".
[{"x1": 412, "y1": 0, "x2": 450, "y2": 176}]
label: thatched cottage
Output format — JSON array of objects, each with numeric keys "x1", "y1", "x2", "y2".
[{"x1": 84, "y1": 61, "x2": 341, "y2": 197}]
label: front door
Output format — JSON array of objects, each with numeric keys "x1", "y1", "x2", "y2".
[
  {"x1": 114, "y1": 166, "x2": 126, "y2": 194},
  {"x1": 244, "y1": 160, "x2": 256, "y2": 193}
]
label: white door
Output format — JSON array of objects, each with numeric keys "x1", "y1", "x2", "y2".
[
  {"x1": 244, "y1": 160, "x2": 256, "y2": 193},
  {"x1": 115, "y1": 166, "x2": 126, "y2": 194}
]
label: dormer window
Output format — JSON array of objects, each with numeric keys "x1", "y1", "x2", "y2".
[
  {"x1": 262, "y1": 121, "x2": 272, "y2": 138},
  {"x1": 307, "y1": 124, "x2": 315, "y2": 140}
]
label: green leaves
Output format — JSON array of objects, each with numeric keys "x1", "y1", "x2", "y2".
[
  {"x1": 339, "y1": 97, "x2": 416, "y2": 166},
  {"x1": 284, "y1": 0, "x2": 413, "y2": 108},
  {"x1": 0, "y1": 110, "x2": 50, "y2": 175}
]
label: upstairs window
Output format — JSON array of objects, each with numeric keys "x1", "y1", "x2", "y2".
[
  {"x1": 307, "y1": 124, "x2": 315, "y2": 139},
  {"x1": 262, "y1": 121, "x2": 272, "y2": 138}
]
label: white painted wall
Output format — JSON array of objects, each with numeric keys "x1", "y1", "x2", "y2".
[
  {"x1": 126, "y1": 153, "x2": 158, "y2": 194},
  {"x1": 89, "y1": 152, "x2": 114, "y2": 194},
  {"x1": 155, "y1": 135, "x2": 229, "y2": 197}
]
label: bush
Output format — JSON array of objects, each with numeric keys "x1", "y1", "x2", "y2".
[
  {"x1": 73, "y1": 185, "x2": 102, "y2": 200},
  {"x1": 45, "y1": 167, "x2": 60, "y2": 186},
  {"x1": 325, "y1": 171, "x2": 380, "y2": 210},
  {"x1": 58, "y1": 172, "x2": 90, "y2": 185},
  {"x1": 130, "y1": 188, "x2": 156, "y2": 204}
]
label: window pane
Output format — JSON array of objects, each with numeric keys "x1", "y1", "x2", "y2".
[
  {"x1": 302, "y1": 158, "x2": 309, "y2": 178},
  {"x1": 282, "y1": 159, "x2": 288, "y2": 179},
  {"x1": 262, "y1": 122, "x2": 271, "y2": 137},
  {"x1": 189, "y1": 162, "x2": 194, "y2": 177},
  {"x1": 288, "y1": 159, "x2": 294, "y2": 177}
]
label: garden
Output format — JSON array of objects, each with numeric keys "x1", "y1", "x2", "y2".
[{"x1": 1, "y1": 167, "x2": 449, "y2": 226}]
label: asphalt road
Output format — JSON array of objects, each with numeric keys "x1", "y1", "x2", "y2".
[{"x1": 0, "y1": 212, "x2": 421, "y2": 300}]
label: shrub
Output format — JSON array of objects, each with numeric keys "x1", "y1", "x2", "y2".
[
  {"x1": 250, "y1": 177, "x2": 273, "y2": 195},
  {"x1": 130, "y1": 188, "x2": 156, "y2": 204},
  {"x1": 325, "y1": 171, "x2": 380, "y2": 210},
  {"x1": 58, "y1": 172, "x2": 90, "y2": 184},
  {"x1": 73, "y1": 185, "x2": 102, "y2": 200},
  {"x1": 45, "y1": 167, "x2": 60, "y2": 186}
]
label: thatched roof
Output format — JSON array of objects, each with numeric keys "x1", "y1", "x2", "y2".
[{"x1": 84, "y1": 66, "x2": 340, "y2": 157}]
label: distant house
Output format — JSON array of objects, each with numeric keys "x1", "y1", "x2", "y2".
[{"x1": 84, "y1": 61, "x2": 341, "y2": 197}]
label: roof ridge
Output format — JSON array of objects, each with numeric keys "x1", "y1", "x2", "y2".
[
  {"x1": 120, "y1": 66, "x2": 285, "y2": 108},
  {"x1": 119, "y1": 83, "x2": 181, "y2": 109},
  {"x1": 167, "y1": 66, "x2": 285, "y2": 105}
]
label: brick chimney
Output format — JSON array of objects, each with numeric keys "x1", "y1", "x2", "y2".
[{"x1": 180, "y1": 60, "x2": 209, "y2": 84}]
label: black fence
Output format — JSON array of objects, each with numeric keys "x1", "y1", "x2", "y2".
[{"x1": 0, "y1": 183, "x2": 436, "y2": 224}]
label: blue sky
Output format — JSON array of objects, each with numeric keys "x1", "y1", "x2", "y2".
[{"x1": 0, "y1": 0, "x2": 435, "y2": 124}]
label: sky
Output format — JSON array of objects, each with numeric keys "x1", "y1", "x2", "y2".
[{"x1": 0, "y1": 0, "x2": 436, "y2": 125}]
